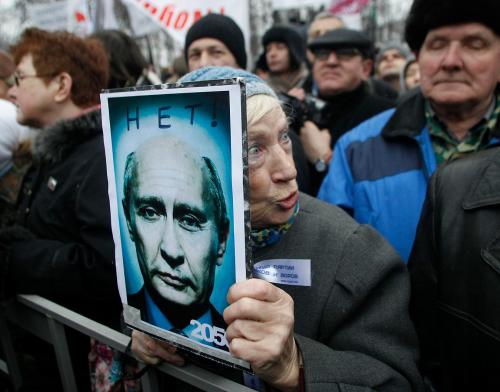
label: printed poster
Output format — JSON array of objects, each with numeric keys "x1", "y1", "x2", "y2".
[{"x1": 100, "y1": 79, "x2": 250, "y2": 370}]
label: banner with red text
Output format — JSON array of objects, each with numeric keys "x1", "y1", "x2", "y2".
[
  {"x1": 123, "y1": 0, "x2": 249, "y2": 47},
  {"x1": 329, "y1": 0, "x2": 370, "y2": 14},
  {"x1": 329, "y1": 0, "x2": 370, "y2": 29}
]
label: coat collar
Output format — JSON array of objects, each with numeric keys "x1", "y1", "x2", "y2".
[
  {"x1": 381, "y1": 88, "x2": 426, "y2": 139},
  {"x1": 463, "y1": 147, "x2": 500, "y2": 209},
  {"x1": 381, "y1": 84, "x2": 500, "y2": 140},
  {"x1": 32, "y1": 109, "x2": 102, "y2": 164}
]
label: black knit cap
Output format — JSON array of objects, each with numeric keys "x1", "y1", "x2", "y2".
[
  {"x1": 184, "y1": 14, "x2": 247, "y2": 69},
  {"x1": 308, "y1": 28, "x2": 374, "y2": 59},
  {"x1": 262, "y1": 25, "x2": 306, "y2": 70},
  {"x1": 405, "y1": 0, "x2": 500, "y2": 51}
]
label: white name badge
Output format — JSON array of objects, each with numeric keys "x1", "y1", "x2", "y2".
[{"x1": 252, "y1": 259, "x2": 311, "y2": 286}]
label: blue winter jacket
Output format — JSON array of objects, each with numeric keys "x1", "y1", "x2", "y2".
[{"x1": 318, "y1": 89, "x2": 498, "y2": 262}]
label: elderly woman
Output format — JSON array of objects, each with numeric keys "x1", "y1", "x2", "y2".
[{"x1": 130, "y1": 67, "x2": 424, "y2": 391}]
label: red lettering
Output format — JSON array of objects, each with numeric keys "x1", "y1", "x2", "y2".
[
  {"x1": 174, "y1": 11, "x2": 188, "y2": 29},
  {"x1": 193, "y1": 9, "x2": 203, "y2": 23},
  {"x1": 159, "y1": 5, "x2": 174, "y2": 26}
]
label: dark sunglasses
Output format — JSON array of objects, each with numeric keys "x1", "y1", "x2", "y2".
[{"x1": 313, "y1": 47, "x2": 363, "y2": 61}]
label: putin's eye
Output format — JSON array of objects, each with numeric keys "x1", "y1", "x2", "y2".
[
  {"x1": 137, "y1": 206, "x2": 161, "y2": 222},
  {"x1": 179, "y1": 214, "x2": 202, "y2": 231}
]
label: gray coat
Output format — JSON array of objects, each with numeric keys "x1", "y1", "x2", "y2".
[{"x1": 254, "y1": 193, "x2": 424, "y2": 391}]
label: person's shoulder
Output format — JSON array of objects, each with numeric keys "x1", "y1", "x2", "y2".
[
  {"x1": 298, "y1": 193, "x2": 359, "y2": 235},
  {"x1": 434, "y1": 147, "x2": 500, "y2": 199},
  {"x1": 300, "y1": 195, "x2": 405, "y2": 290}
]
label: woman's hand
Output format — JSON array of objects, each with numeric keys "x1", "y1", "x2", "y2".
[
  {"x1": 224, "y1": 279, "x2": 301, "y2": 392},
  {"x1": 130, "y1": 330, "x2": 185, "y2": 366}
]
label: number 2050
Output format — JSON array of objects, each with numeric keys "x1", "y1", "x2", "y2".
[{"x1": 190, "y1": 320, "x2": 228, "y2": 348}]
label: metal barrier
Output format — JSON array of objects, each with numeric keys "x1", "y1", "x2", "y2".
[{"x1": 0, "y1": 295, "x2": 254, "y2": 392}]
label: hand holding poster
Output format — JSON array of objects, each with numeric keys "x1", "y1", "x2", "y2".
[{"x1": 100, "y1": 79, "x2": 250, "y2": 370}]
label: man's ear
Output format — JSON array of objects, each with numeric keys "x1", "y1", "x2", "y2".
[
  {"x1": 122, "y1": 199, "x2": 135, "y2": 242},
  {"x1": 215, "y1": 219, "x2": 230, "y2": 266},
  {"x1": 362, "y1": 58, "x2": 373, "y2": 79},
  {"x1": 53, "y1": 72, "x2": 73, "y2": 103}
]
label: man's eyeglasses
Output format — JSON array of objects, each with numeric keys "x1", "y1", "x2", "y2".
[
  {"x1": 13, "y1": 72, "x2": 52, "y2": 87},
  {"x1": 313, "y1": 47, "x2": 363, "y2": 61}
]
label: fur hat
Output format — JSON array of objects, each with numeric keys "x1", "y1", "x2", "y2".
[
  {"x1": 262, "y1": 25, "x2": 306, "y2": 70},
  {"x1": 178, "y1": 66, "x2": 277, "y2": 99},
  {"x1": 405, "y1": 0, "x2": 500, "y2": 51},
  {"x1": 184, "y1": 14, "x2": 247, "y2": 69}
]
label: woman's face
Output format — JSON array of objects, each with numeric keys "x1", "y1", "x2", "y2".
[{"x1": 248, "y1": 105, "x2": 298, "y2": 228}]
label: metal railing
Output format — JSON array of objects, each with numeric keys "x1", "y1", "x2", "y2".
[{"x1": 0, "y1": 295, "x2": 254, "y2": 392}]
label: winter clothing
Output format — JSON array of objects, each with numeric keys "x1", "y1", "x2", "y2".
[
  {"x1": 308, "y1": 81, "x2": 394, "y2": 194},
  {"x1": 1, "y1": 109, "x2": 121, "y2": 325},
  {"x1": 262, "y1": 25, "x2": 306, "y2": 70},
  {"x1": 318, "y1": 89, "x2": 500, "y2": 262},
  {"x1": 409, "y1": 147, "x2": 500, "y2": 391},
  {"x1": 265, "y1": 63, "x2": 309, "y2": 94},
  {"x1": 184, "y1": 14, "x2": 247, "y2": 69},
  {"x1": 405, "y1": 0, "x2": 500, "y2": 51},
  {"x1": 253, "y1": 193, "x2": 424, "y2": 391}
]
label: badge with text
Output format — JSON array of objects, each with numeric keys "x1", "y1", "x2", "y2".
[
  {"x1": 253, "y1": 259, "x2": 311, "y2": 286},
  {"x1": 100, "y1": 80, "x2": 250, "y2": 370}
]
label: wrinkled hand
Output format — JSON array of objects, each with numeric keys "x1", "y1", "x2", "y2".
[
  {"x1": 299, "y1": 121, "x2": 332, "y2": 164},
  {"x1": 130, "y1": 330, "x2": 185, "y2": 366},
  {"x1": 224, "y1": 279, "x2": 301, "y2": 392}
]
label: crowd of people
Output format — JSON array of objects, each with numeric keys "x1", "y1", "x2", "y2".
[{"x1": 0, "y1": 0, "x2": 499, "y2": 390}]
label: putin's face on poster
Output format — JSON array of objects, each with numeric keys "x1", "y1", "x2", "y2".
[{"x1": 123, "y1": 135, "x2": 229, "y2": 328}]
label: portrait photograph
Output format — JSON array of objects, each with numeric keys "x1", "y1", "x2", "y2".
[{"x1": 100, "y1": 80, "x2": 250, "y2": 369}]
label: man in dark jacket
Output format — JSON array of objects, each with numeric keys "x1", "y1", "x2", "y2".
[
  {"x1": 0, "y1": 28, "x2": 121, "y2": 389},
  {"x1": 319, "y1": 0, "x2": 500, "y2": 262},
  {"x1": 409, "y1": 147, "x2": 500, "y2": 391},
  {"x1": 299, "y1": 28, "x2": 394, "y2": 193}
]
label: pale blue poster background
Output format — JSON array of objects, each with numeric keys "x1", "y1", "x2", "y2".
[{"x1": 108, "y1": 91, "x2": 233, "y2": 314}]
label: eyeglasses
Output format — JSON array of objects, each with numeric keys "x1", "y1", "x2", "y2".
[
  {"x1": 13, "y1": 72, "x2": 53, "y2": 87},
  {"x1": 313, "y1": 47, "x2": 363, "y2": 61}
]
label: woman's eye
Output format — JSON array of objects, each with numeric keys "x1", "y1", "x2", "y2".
[
  {"x1": 280, "y1": 131, "x2": 291, "y2": 144},
  {"x1": 248, "y1": 144, "x2": 261, "y2": 156}
]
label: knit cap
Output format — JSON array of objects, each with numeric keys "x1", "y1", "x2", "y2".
[
  {"x1": 184, "y1": 14, "x2": 247, "y2": 69},
  {"x1": 178, "y1": 66, "x2": 277, "y2": 99}
]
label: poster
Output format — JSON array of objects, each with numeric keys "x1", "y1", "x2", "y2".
[{"x1": 100, "y1": 79, "x2": 250, "y2": 370}]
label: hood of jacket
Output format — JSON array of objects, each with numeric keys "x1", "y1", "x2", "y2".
[{"x1": 32, "y1": 109, "x2": 102, "y2": 164}]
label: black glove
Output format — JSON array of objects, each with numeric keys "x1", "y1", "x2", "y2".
[{"x1": 0, "y1": 225, "x2": 36, "y2": 300}]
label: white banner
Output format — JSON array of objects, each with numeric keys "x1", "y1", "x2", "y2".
[
  {"x1": 123, "y1": 0, "x2": 249, "y2": 47},
  {"x1": 67, "y1": 0, "x2": 93, "y2": 36},
  {"x1": 27, "y1": 1, "x2": 68, "y2": 32}
]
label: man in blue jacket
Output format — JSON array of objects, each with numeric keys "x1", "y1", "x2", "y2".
[{"x1": 318, "y1": 0, "x2": 500, "y2": 262}]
